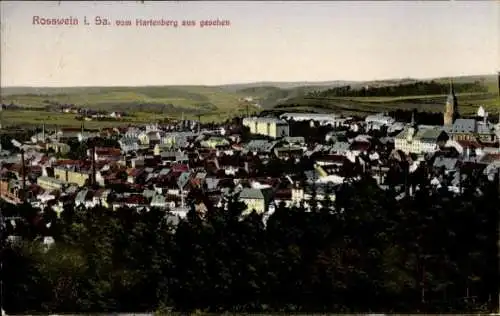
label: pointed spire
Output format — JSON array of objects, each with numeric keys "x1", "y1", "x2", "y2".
[{"x1": 411, "y1": 111, "x2": 416, "y2": 126}]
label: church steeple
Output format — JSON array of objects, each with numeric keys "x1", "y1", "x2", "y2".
[{"x1": 444, "y1": 78, "x2": 459, "y2": 125}]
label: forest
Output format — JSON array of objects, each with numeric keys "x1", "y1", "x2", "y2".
[
  {"x1": 308, "y1": 81, "x2": 488, "y2": 98},
  {"x1": 1, "y1": 163, "x2": 499, "y2": 314}
]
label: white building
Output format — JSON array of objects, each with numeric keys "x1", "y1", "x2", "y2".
[
  {"x1": 365, "y1": 113, "x2": 395, "y2": 126},
  {"x1": 280, "y1": 112, "x2": 348, "y2": 128},
  {"x1": 242, "y1": 117, "x2": 289, "y2": 138},
  {"x1": 394, "y1": 126, "x2": 449, "y2": 154},
  {"x1": 477, "y1": 106, "x2": 486, "y2": 118}
]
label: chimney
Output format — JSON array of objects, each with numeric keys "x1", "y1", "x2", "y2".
[
  {"x1": 214, "y1": 157, "x2": 220, "y2": 170},
  {"x1": 42, "y1": 123, "x2": 45, "y2": 141},
  {"x1": 89, "y1": 141, "x2": 97, "y2": 187},
  {"x1": 244, "y1": 161, "x2": 249, "y2": 174},
  {"x1": 20, "y1": 150, "x2": 26, "y2": 202}
]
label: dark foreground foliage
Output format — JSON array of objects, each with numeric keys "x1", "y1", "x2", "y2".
[{"x1": 1, "y1": 175, "x2": 499, "y2": 314}]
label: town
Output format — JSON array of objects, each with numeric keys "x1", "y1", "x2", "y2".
[
  {"x1": 2, "y1": 1, "x2": 500, "y2": 314},
  {"x1": 1, "y1": 82, "x2": 498, "y2": 215},
  {"x1": 1, "y1": 79, "x2": 500, "y2": 314}
]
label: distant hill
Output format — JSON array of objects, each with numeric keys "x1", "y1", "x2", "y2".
[
  {"x1": 218, "y1": 80, "x2": 355, "y2": 91},
  {"x1": 0, "y1": 74, "x2": 497, "y2": 119}
]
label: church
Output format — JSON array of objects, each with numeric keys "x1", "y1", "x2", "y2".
[
  {"x1": 443, "y1": 80, "x2": 459, "y2": 126},
  {"x1": 442, "y1": 79, "x2": 498, "y2": 144}
]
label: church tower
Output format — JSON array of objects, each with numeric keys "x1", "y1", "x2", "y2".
[{"x1": 444, "y1": 79, "x2": 459, "y2": 125}]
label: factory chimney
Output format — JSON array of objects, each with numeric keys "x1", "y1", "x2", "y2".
[
  {"x1": 20, "y1": 149, "x2": 26, "y2": 203},
  {"x1": 91, "y1": 145, "x2": 96, "y2": 187}
]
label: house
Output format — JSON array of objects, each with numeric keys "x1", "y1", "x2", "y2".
[
  {"x1": 282, "y1": 136, "x2": 306, "y2": 145},
  {"x1": 239, "y1": 187, "x2": 273, "y2": 215},
  {"x1": 349, "y1": 141, "x2": 371, "y2": 156},
  {"x1": 119, "y1": 137, "x2": 140, "y2": 153},
  {"x1": 75, "y1": 189, "x2": 95, "y2": 208},
  {"x1": 111, "y1": 194, "x2": 149, "y2": 211},
  {"x1": 445, "y1": 139, "x2": 483, "y2": 159},
  {"x1": 57, "y1": 128, "x2": 81, "y2": 141},
  {"x1": 53, "y1": 166, "x2": 91, "y2": 187},
  {"x1": 78, "y1": 131, "x2": 101, "y2": 142},
  {"x1": 280, "y1": 113, "x2": 347, "y2": 128},
  {"x1": 92, "y1": 189, "x2": 110, "y2": 208},
  {"x1": 0, "y1": 178, "x2": 23, "y2": 204},
  {"x1": 110, "y1": 111, "x2": 123, "y2": 119},
  {"x1": 330, "y1": 141, "x2": 350, "y2": 155},
  {"x1": 242, "y1": 117, "x2": 290, "y2": 138},
  {"x1": 433, "y1": 157, "x2": 458, "y2": 175},
  {"x1": 365, "y1": 113, "x2": 395, "y2": 126},
  {"x1": 150, "y1": 194, "x2": 175, "y2": 209},
  {"x1": 273, "y1": 188, "x2": 293, "y2": 207},
  {"x1": 162, "y1": 132, "x2": 198, "y2": 149},
  {"x1": 90, "y1": 147, "x2": 122, "y2": 162},
  {"x1": 37, "y1": 175, "x2": 66, "y2": 191},
  {"x1": 126, "y1": 168, "x2": 145, "y2": 184},
  {"x1": 243, "y1": 140, "x2": 277, "y2": 154},
  {"x1": 315, "y1": 154, "x2": 346, "y2": 167},
  {"x1": 200, "y1": 137, "x2": 230, "y2": 149},
  {"x1": 138, "y1": 131, "x2": 161, "y2": 146},
  {"x1": 273, "y1": 144, "x2": 304, "y2": 160},
  {"x1": 46, "y1": 142, "x2": 71, "y2": 155},
  {"x1": 154, "y1": 143, "x2": 174, "y2": 156}
]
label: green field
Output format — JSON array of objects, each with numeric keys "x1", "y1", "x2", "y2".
[
  {"x1": 274, "y1": 92, "x2": 499, "y2": 116},
  {"x1": 1, "y1": 74, "x2": 498, "y2": 127}
]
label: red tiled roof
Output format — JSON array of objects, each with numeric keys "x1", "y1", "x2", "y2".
[
  {"x1": 126, "y1": 168, "x2": 143, "y2": 177},
  {"x1": 95, "y1": 147, "x2": 121, "y2": 156},
  {"x1": 350, "y1": 142, "x2": 371, "y2": 152},
  {"x1": 274, "y1": 189, "x2": 292, "y2": 200},
  {"x1": 171, "y1": 163, "x2": 189, "y2": 173},
  {"x1": 55, "y1": 159, "x2": 83, "y2": 166},
  {"x1": 480, "y1": 153, "x2": 500, "y2": 164},
  {"x1": 165, "y1": 194, "x2": 181, "y2": 202},
  {"x1": 456, "y1": 140, "x2": 482, "y2": 149},
  {"x1": 28, "y1": 184, "x2": 44, "y2": 196},
  {"x1": 316, "y1": 154, "x2": 346, "y2": 164},
  {"x1": 122, "y1": 195, "x2": 147, "y2": 205},
  {"x1": 60, "y1": 128, "x2": 80, "y2": 132}
]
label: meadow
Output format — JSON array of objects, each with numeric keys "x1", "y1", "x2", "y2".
[{"x1": 1, "y1": 74, "x2": 498, "y2": 127}]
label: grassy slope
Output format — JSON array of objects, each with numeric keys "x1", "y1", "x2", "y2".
[
  {"x1": 273, "y1": 74, "x2": 499, "y2": 116},
  {"x1": 0, "y1": 74, "x2": 498, "y2": 126}
]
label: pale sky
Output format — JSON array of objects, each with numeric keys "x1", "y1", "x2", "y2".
[{"x1": 1, "y1": 1, "x2": 499, "y2": 87}]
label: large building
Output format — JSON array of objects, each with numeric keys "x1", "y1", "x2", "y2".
[
  {"x1": 443, "y1": 80, "x2": 459, "y2": 125},
  {"x1": 395, "y1": 125, "x2": 449, "y2": 154},
  {"x1": 443, "y1": 118, "x2": 498, "y2": 143},
  {"x1": 279, "y1": 113, "x2": 348, "y2": 128},
  {"x1": 242, "y1": 117, "x2": 289, "y2": 138},
  {"x1": 365, "y1": 113, "x2": 395, "y2": 126}
]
